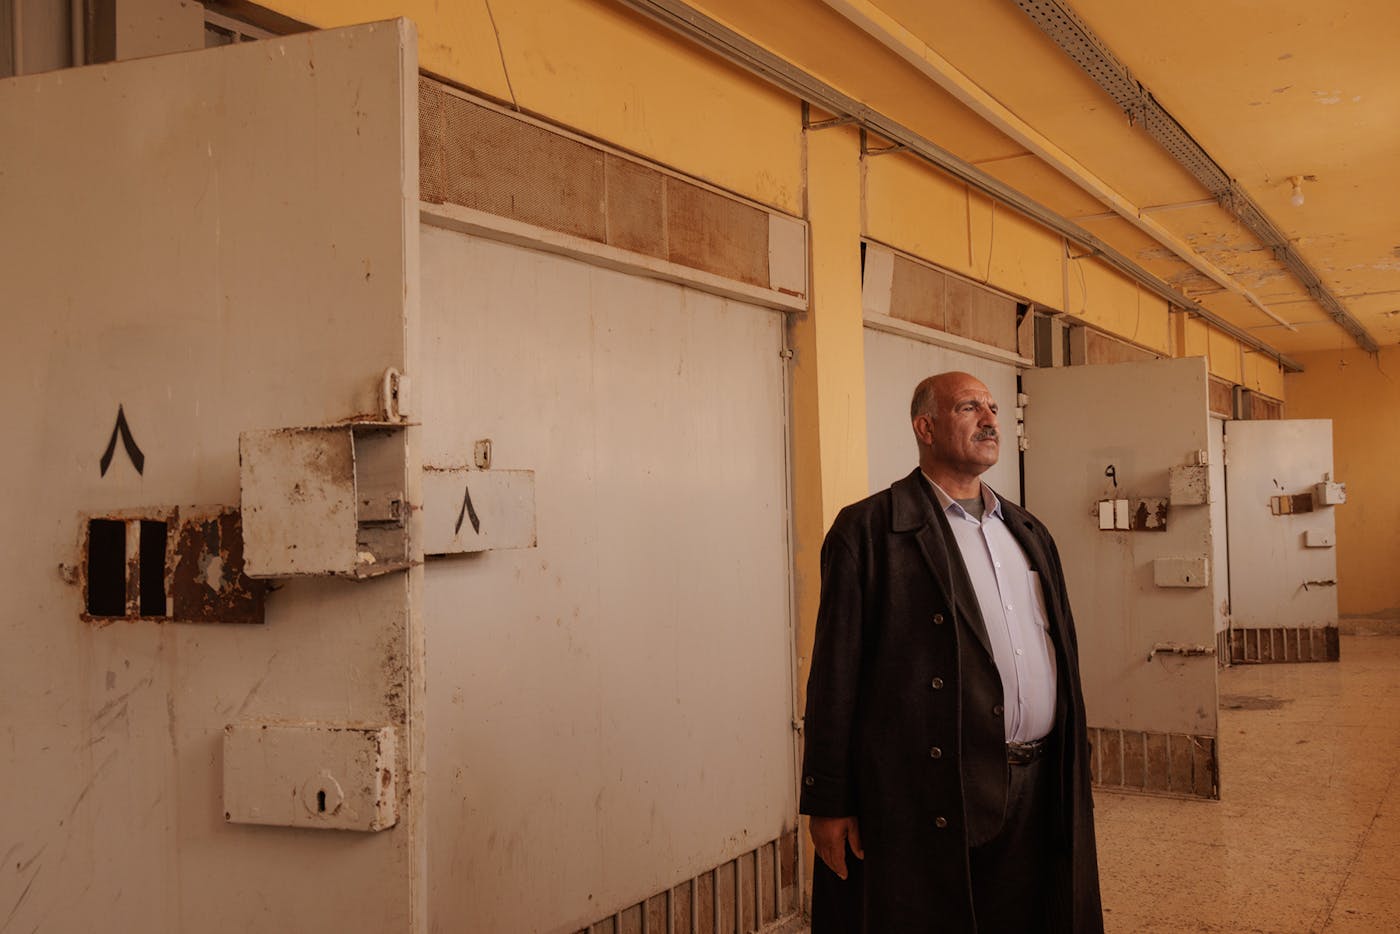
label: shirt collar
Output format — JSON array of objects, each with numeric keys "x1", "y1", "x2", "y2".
[{"x1": 921, "y1": 471, "x2": 1002, "y2": 521}]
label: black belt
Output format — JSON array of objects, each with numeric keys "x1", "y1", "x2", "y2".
[{"x1": 1006, "y1": 736, "x2": 1050, "y2": 766}]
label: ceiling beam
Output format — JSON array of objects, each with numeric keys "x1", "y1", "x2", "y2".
[
  {"x1": 611, "y1": 0, "x2": 1303, "y2": 371},
  {"x1": 821, "y1": 0, "x2": 1296, "y2": 333},
  {"x1": 1012, "y1": 0, "x2": 1378, "y2": 355}
]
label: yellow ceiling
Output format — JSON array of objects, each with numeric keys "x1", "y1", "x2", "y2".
[
  {"x1": 865, "y1": 0, "x2": 1400, "y2": 353},
  {"x1": 691, "y1": 0, "x2": 1400, "y2": 355}
]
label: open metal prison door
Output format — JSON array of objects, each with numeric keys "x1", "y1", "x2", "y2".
[
  {"x1": 1, "y1": 22, "x2": 424, "y2": 934},
  {"x1": 1023, "y1": 358, "x2": 1220, "y2": 799},
  {"x1": 418, "y1": 226, "x2": 799, "y2": 932},
  {"x1": 1224, "y1": 419, "x2": 1343, "y2": 663}
]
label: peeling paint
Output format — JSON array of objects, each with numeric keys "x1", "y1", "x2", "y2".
[{"x1": 169, "y1": 508, "x2": 266, "y2": 624}]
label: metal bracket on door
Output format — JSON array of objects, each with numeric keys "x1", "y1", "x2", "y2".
[{"x1": 1147, "y1": 642, "x2": 1216, "y2": 662}]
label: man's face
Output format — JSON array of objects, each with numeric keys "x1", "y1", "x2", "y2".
[{"x1": 918, "y1": 375, "x2": 1000, "y2": 475}]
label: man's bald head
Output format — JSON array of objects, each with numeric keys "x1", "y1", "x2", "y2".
[
  {"x1": 910, "y1": 371, "x2": 979, "y2": 421},
  {"x1": 910, "y1": 371, "x2": 1001, "y2": 494}
]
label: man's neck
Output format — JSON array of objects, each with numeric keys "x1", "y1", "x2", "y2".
[{"x1": 919, "y1": 461, "x2": 983, "y2": 499}]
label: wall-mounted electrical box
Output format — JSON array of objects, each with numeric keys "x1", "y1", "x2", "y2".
[
  {"x1": 223, "y1": 721, "x2": 397, "y2": 832},
  {"x1": 239, "y1": 424, "x2": 410, "y2": 579},
  {"x1": 421, "y1": 467, "x2": 537, "y2": 556},
  {"x1": 1153, "y1": 556, "x2": 1209, "y2": 588},
  {"x1": 1314, "y1": 480, "x2": 1347, "y2": 506}
]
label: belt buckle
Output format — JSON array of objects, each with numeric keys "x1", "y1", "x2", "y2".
[{"x1": 1007, "y1": 737, "x2": 1046, "y2": 765}]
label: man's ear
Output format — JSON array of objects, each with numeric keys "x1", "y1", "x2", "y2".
[{"x1": 912, "y1": 413, "x2": 934, "y2": 446}]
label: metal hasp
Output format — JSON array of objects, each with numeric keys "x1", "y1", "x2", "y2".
[
  {"x1": 223, "y1": 722, "x2": 398, "y2": 832},
  {"x1": 421, "y1": 467, "x2": 537, "y2": 556},
  {"x1": 239, "y1": 423, "x2": 410, "y2": 579},
  {"x1": 1147, "y1": 642, "x2": 1216, "y2": 662},
  {"x1": 1169, "y1": 464, "x2": 1211, "y2": 505},
  {"x1": 1314, "y1": 479, "x2": 1347, "y2": 506}
]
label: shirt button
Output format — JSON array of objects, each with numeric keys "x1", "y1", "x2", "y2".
[
  {"x1": 932, "y1": 613, "x2": 945, "y2": 625},
  {"x1": 995, "y1": 561, "x2": 1002, "y2": 568},
  {"x1": 930, "y1": 677, "x2": 945, "y2": 690},
  {"x1": 993, "y1": 704, "x2": 1004, "y2": 716},
  {"x1": 934, "y1": 816, "x2": 948, "y2": 829},
  {"x1": 929, "y1": 746, "x2": 943, "y2": 759},
  {"x1": 1005, "y1": 603, "x2": 1014, "y2": 611},
  {"x1": 1015, "y1": 648, "x2": 1024, "y2": 656}
]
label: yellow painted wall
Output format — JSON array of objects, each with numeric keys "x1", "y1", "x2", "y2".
[
  {"x1": 1242, "y1": 350, "x2": 1285, "y2": 400},
  {"x1": 1066, "y1": 256, "x2": 1171, "y2": 355},
  {"x1": 864, "y1": 153, "x2": 978, "y2": 275},
  {"x1": 1179, "y1": 314, "x2": 1208, "y2": 359},
  {"x1": 976, "y1": 196, "x2": 1064, "y2": 311},
  {"x1": 263, "y1": 0, "x2": 804, "y2": 213},
  {"x1": 1207, "y1": 327, "x2": 1244, "y2": 384},
  {"x1": 791, "y1": 123, "x2": 869, "y2": 674},
  {"x1": 1285, "y1": 347, "x2": 1399, "y2": 617},
  {"x1": 864, "y1": 153, "x2": 1061, "y2": 309},
  {"x1": 1176, "y1": 315, "x2": 1250, "y2": 384}
]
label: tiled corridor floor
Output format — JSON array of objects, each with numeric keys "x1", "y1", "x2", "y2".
[{"x1": 1095, "y1": 634, "x2": 1400, "y2": 933}]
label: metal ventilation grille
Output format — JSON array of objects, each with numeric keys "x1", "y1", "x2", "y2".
[{"x1": 1014, "y1": 0, "x2": 1378, "y2": 353}]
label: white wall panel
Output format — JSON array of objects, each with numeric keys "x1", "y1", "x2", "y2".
[
  {"x1": 863, "y1": 327, "x2": 1020, "y2": 501},
  {"x1": 419, "y1": 227, "x2": 796, "y2": 932}
]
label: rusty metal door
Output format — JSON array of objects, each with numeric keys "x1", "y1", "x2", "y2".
[
  {"x1": 1023, "y1": 358, "x2": 1220, "y2": 799},
  {"x1": 1224, "y1": 419, "x2": 1341, "y2": 662},
  {"x1": 0, "y1": 22, "x2": 423, "y2": 934}
]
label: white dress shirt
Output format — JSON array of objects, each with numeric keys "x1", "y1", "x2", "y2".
[{"x1": 924, "y1": 474, "x2": 1057, "y2": 742}]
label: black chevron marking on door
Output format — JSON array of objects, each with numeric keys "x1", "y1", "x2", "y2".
[{"x1": 99, "y1": 405, "x2": 145, "y2": 477}]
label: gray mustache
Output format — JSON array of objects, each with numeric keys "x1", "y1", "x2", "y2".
[{"x1": 974, "y1": 430, "x2": 999, "y2": 442}]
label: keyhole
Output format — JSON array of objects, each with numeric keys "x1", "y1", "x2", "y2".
[{"x1": 317, "y1": 789, "x2": 327, "y2": 813}]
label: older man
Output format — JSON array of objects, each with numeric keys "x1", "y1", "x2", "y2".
[{"x1": 800, "y1": 371, "x2": 1102, "y2": 933}]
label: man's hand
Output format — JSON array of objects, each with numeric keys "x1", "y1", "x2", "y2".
[{"x1": 810, "y1": 815, "x2": 864, "y2": 880}]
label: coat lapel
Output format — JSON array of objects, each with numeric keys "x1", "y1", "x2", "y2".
[{"x1": 890, "y1": 470, "x2": 994, "y2": 660}]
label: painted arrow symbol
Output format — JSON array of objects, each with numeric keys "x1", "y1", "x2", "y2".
[
  {"x1": 455, "y1": 479, "x2": 481, "y2": 536},
  {"x1": 99, "y1": 405, "x2": 145, "y2": 477}
]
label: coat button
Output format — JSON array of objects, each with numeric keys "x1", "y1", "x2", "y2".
[
  {"x1": 803, "y1": 776, "x2": 815, "y2": 786},
  {"x1": 930, "y1": 677, "x2": 945, "y2": 689},
  {"x1": 932, "y1": 613, "x2": 945, "y2": 625},
  {"x1": 993, "y1": 704, "x2": 1004, "y2": 716},
  {"x1": 929, "y1": 746, "x2": 942, "y2": 759},
  {"x1": 934, "y1": 816, "x2": 948, "y2": 829}
]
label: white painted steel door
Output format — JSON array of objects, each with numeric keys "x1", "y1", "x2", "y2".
[
  {"x1": 1225, "y1": 419, "x2": 1340, "y2": 656},
  {"x1": 419, "y1": 226, "x2": 796, "y2": 932},
  {"x1": 1023, "y1": 358, "x2": 1220, "y2": 798},
  {"x1": 0, "y1": 23, "x2": 421, "y2": 934},
  {"x1": 863, "y1": 327, "x2": 1020, "y2": 500}
]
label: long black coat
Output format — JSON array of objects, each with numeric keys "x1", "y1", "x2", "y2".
[{"x1": 799, "y1": 470, "x2": 1103, "y2": 933}]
